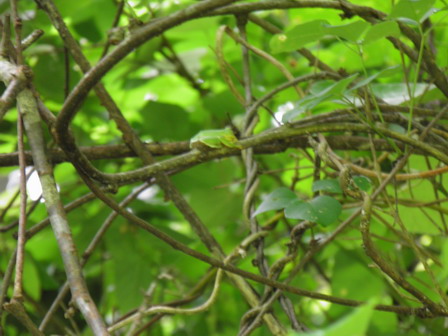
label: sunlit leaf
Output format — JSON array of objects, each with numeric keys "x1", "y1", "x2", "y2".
[
  {"x1": 389, "y1": 0, "x2": 436, "y2": 23},
  {"x1": 323, "y1": 21, "x2": 370, "y2": 42},
  {"x1": 270, "y1": 20, "x2": 328, "y2": 53},
  {"x1": 363, "y1": 21, "x2": 401, "y2": 44}
]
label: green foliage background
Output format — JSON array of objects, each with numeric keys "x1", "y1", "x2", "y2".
[{"x1": 1, "y1": 0, "x2": 448, "y2": 335}]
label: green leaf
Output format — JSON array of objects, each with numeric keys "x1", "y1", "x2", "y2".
[
  {"x1": 363, "y1": 21, "x2": 401, "y2": 44},
  {"x1": 312, "y1": 179, "x2": 343, "y2": 194},
  {"x1": 300, "y1": 299, "x2": 377, "y2": 336},
  {"x1": 284, "y1": 199, "x2": 318, "y2": 222},
  {"x1": 285, "y1": 195, "x2": 341, "y2": 226},
  {"x1": 389, "y1": 0, "x2": 436, "y2": 23},
  {"x1": 253, "y1": 187, "x2": 297, "y2": 217},
  {"x1": 283, "y1": 75, "x2": 358, "y2": 122},
  {"x1": 309, "y1": 195, "x2": 342, "y2": 226},
  {"x1": 136, "y1": 101, "x2": 199, "y2": 141},
  {"x1": 23, "y1": 255, "x2": 41, "y2": 301},
  {"x1": 323, "y1": 21, "x2": 370, "y2": 42},
  {"x1": 353, "y1": 176, "x2": 372, "y2": 192},
  {"x1": 270, "y1": 20, "x2": 328, "y2": 53},
  {"x1": 349, "y1": 66, "x2": 400, "y2": 91}
]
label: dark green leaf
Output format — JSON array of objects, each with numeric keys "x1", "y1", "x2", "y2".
[
  {"x1": 309, "y1": 195, "x2": 342, "y2": 226},
  {"x1": 353, "y1": 176, "x2": 372, "y2": 192},
  {"x1": 253, "y1": 187, "x2": 297, "y2": 217},
  {"x1": 312, "y1": 179, "x2": 343, "y2": 194},
  {"x1": 284, "y1": 199, "x2": 318, "y2": 222}
]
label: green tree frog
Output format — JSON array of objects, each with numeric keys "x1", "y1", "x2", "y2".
[{"x1": 190, "y1": 128, "x2": 242, "y2": 149}]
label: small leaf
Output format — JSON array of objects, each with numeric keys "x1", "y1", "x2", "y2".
[
  {"x1": 253, "y1": 187, "x2": 297, "y2": 217},
  {"x1": 363, "y1": 21, "x2": 401, "y2": 44},
  {"x1": 284, "y1": 200, "x2": 318, "y2": 222},
  {"x1": 353, "y1": 176, "x2": 372, "y2": 192},
  {"x1": 312, "y1": 179, "x2": 343, "y2": 194},
  {"x1": 309, "y1": 195, "x2": 342, "y2": 226},
  {"x1": 323, "y1": 21, "x2": 370, "y2": 42},
  {"x1": 270, "y1": 20, "x2": 328, "y2": 53}
]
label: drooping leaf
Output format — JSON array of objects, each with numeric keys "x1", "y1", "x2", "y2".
[
  {"x1": 283, "y1": 75, "x2": 358, "y2": 121},
  {"x1": 253, "y1": 187, "x2": 297, "y2": 217}
]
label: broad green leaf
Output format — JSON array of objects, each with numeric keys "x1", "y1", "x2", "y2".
[
  {"x1": 253, "y1": 187, "x2": 297, "y2": 217},
  {"x1": 284, "y1": 199, "x2": 318, "y2": 222},
  {"x1": 312, "y1": 179, "x2": 343, "y2": 194},
  {"x1": 353, "y1": 176, "x2": 372, "y2": 192},
  {"x1": 323, "y1": 21, "x2": 370, "y2": 42},
  {"x1": 285, "y1": 195, "x2": 341, "y2": 226},
  {"x1": 389, "y1": 0, "x2": 436, "y2": 23},
  {"x1": 363, "y1": 21, "x2": 401, "y2": 44},
  {"x1": 136, "y1": 101, "x2": 199, "y2": 141},
  {"x1": 309, "y1": 195, "x2": 342, "y2": 226},
  {"x1": 270, "y1": 20, "x2": 327, "y2": 53},
  {"x1": 300, "y1": 299, "x2": 377, "y2": 336}
]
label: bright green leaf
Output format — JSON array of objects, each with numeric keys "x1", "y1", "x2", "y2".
[
  {"x1": 323, "y1": 21, "x2": 370, "y2": 42},
  {"x1": 253, "y1": 187, "x2": 297, "y2": 217},
  {"x1": 363, "y1": 21, "x2": 401, "y2": 44},
  {"x1": 312, "y1": 179, "x2": 343, "y2": 194},
  {"x1": 389, "y1": 0, "x2": 436, "y2": 23},
  {"x1": 270, "y1": 20, "x2": 327, "y2": 53},
  {"x1": 300, "y1": 299, "x2": 377, "y2": 336},
  {"x1": 23, "y1": 255, "x2": 41, "y2": 301}
]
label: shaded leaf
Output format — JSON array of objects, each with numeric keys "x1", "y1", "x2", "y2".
[
  {"x1": 309, "y1": 195, "x2": 342, "y2": 226},
  {"x1": 253, "y1": 187, "x2": 297, "y2": 217},
  {"x1": 353, "y1": 176, "x2": 372, "y2": 192},
  {"x1": 284, "y1": 199, "x2": 318, "y2": 222},
  {"x1": 312, "y1": 179, "x2": 343, "y2": 194}
]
